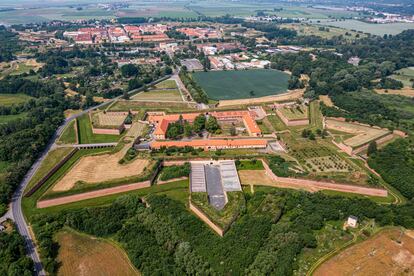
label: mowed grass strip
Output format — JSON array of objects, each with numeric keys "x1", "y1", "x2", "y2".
[
  {"x1": 56, "y1": 229, "x2": 139, "y2": 276},
  {"x1": 132, "y1": 89, "x2": 182, "y2": 101},
  {"x1": 24, "y1": 147, "x2": 75, "y2": 194},
  {"x1": 0, "y1": 93, "x2": 33, "y2": 106},
  {"x1": 0, "y1": 112, "x2": 27, "y2": 124},
  {"x1": 58, "y1": 120, "x2": 77, "y2": 144},
  {"x1": 192, "y1": 69, "x2": 290, "y2": 100},
  {"x1": 78, "y1": 114, "x2": 121, "y2": 144},
  {"x1": 154, "y1": 79, "x2": 177, "y2": 89}
]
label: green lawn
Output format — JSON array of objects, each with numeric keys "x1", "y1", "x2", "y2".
[
  {"x1": 154, "y1": 80, "x2": 178, "y2": 89},
  {"x1": 77, "y1": 114, "x2": 121, "y2": 144},
  {"x1": 0, "y1": 112, "x2": 27, "y2": 124},
  {"x1": 390, "y1": 67, "x2": 414, "y2": 87},
  {"x1": 192, "y1": 69, "x2": 289, "y2": 100},
  {"x1": 24, "y1": 147, "x2": 74, "y2": 194},
  {"x1": 132, "y1": 89, "x2": 182, "y2": 101},
  {"x1": 58, "y1": 120, "x2": 77, "y2": 144},
  {"x1": 0, "y1": 94, "x2": 33, "y2": 106}
]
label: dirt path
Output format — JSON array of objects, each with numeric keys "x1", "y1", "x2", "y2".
[
  {"x1": 218, "y1": 89, "x2": 304, "y2": 107},
  {"x1": 38, "y1": 181, "x2": 151, "y2": 208}
]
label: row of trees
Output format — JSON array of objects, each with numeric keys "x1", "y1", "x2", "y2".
[{"x1": 179, "y1": 69, "x2": 209, "y2": 103}]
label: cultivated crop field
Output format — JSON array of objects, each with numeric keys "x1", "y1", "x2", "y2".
[
  {"x1": 192, "y1": 69, "x2": 289, "y2": 100},
  {"x1": 56, "y1": 229, "x2": 139, "y2": 276},
  {"x1": 316, "y1": 19, "x2": 414, "y2": 36},
  {"x1": 92, "y1": 112, "x2": 127, "y2": 128},
  {"x1": 315, "y1": 228, "x2": 414, "y2": 276},
  {"x1": 51, "y1": 144, "x2": 149, "y2": 192},
  {"x1": 132, "y1": 89, "x2": 182, "y2": 101},
  {"x1": 278, "y1": 105, "x2": 309, "y2": 120},
  {"x1": 326, "y1": 119, "x2": 391, "y2": 148}
]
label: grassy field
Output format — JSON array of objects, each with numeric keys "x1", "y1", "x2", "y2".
[
  {"x1": 78, "y1": 114, "x2": 121, "y2": 144},
  {"x1": 154, "y1": 80, "x2": 177, "y2": 89},
  {"x1": 390, "y1": 67, "x2": 414, "y2": 87},
  {"x1": 0, "y1": 112, "x2": 27, "y2": 124},
  {"x1": 278, "y1": 105, "x2": 309, "y2": 120},
  {"x1": 192, "y1": 69, "x2": 289, "y2": 100},
  {"x1": 0, "y1": 94, "x2": 32, "y2": 106},
  {"x1": 24, "y1": 147, "x2": 74, "y2": 194},
  {"x1": 109, "y1": 100, "x2": 194, "y2": 113},
  {"x1": 58, "y1": 120, "x2": 77, "y2": 144},
  {"x1": 316, "y1": 19, "x2": 414, "y2": 36},
  {"x1": 281, "y1": 23, "x2": 365, "y2": 39},
  {"x1": 131, "y1": 89, "x2": 182, "y2": 101},
  {"x1": 56, "y1": 229, "x2": 139, "y2": 276}
]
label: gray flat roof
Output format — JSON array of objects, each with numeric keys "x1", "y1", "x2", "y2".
[
  {"x1": 220, "y1": 160, "x2": 242, "y2": 192},
  {"x1": 205, "y1": 165, "x2": 226, "y2": 210},
  {"x1": 190, "y1": 163, "x2": 206, "y2": 192}
]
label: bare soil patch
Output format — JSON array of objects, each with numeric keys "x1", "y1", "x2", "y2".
[
  {"x1": 315, "y1": 228, "x2": 414, "y2": 276},
  {"x1": 218, "y1": 89, "x2": 304, "y2": 107},
  {"x1": 319, "y1": 95, "x2": 334, "y2": 107},
  {"x1": 52, "y1": 145, "x2": 149, "y2": 191},
  {"x1": 375, "y1": 88, "x2": 414, "y2": 97}
]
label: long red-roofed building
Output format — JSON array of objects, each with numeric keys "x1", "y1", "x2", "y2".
[{"x1": 151, "y1": 139, "x2": 267, "y2": 151}]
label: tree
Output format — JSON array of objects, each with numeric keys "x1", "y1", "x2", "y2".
[
  {"x1": 193, "y1": 114, "x2": 206, "y2": 133},
  {"x1": 230, "y1": 126, "x2": 237, "y2": 136},
  {"x1": 206, "y1": 116, "x2": 220, "y2": 133},
  {"x1": 367, "y1": 141, "x2": 377, "y2": 156},
  {"x1": 121, "y1": 64, "x2": 139, "y2": 78},
  {"x1": 184, "y1": 122, "x2": 192, "y2": 137},
  {"x1": 122, "y1": 90, "x2": 130, "y2": 100}
]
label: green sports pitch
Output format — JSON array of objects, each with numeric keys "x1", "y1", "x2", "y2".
[{"x1": 192, "y1": 69, "x2": 290, "y2": 100}]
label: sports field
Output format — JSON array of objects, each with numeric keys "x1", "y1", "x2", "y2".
[
  {"x1": 192, "y1": 69, "x2": 289, "y2": 100},
  {"x1": 56, "y1": 229, "x2": 139, "y2": 276}
]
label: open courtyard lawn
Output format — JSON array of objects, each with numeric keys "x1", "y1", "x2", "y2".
[
  {"x1": 154, "y1": 79, "x2": 177, "y2": 89},
  {"x1": 58, "y1": 121, "x2": 77, "y2": 144},
  {"x1": 316, "y1": 19, "x2": 414, "y2": 36},
  {"x1": 56, "y1": 229, "x2": 139, "y2": 276},
  {"x1": 390, "y1": 67, "x2": 414, "y2": 87},
  {"x1": 315, "y1": 228, "x2": 414, "y2": 276},
  {"x1": 192, "y1": 69, "x2": 289, "y2": 100},
  {"x1": 131, "y1": 89, "x2": 183, "y2": 101},
  {"x1": 0, "y1": 112, "x2": 27, "y2": 124},
  {"x1": 0, "y1": 94, "x2": 32, "y2": 106},
  {"x1": 24, "y1": 147, "x2": 74, "y2": 194},
  {"x1": 91, "y1": 111, "x2": 126, "y2": 128},
  {"x1": 267, "y1": 114, "x2": 288, "y2": 131},
  {"x1": 278, "y1": 105, "x2": 309, "y2": 120},
  {"x1": 77, "y1": 114, "x2": 121, "y2": 144}
]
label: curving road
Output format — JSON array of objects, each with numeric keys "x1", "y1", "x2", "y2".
[{"x1": 5, "y1": 76, "x2": 171, "y2": 275}]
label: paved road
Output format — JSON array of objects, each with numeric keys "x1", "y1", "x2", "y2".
[{"x1": 5, "y1": 76, "x2": 171, "y2": 275}]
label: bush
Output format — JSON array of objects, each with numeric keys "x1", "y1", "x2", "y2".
[{"x1": 160, "y1": 163, "x2": 190, "y2": 181}]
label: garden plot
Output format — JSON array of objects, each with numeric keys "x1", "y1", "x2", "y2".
[
  {"x1": 52, "y1": 144, "x2": 149, "y2": 192},
  {"x1": 305, "y1": 156, "x2": 351, "y2": 173},
  {"x1": 326, "y1": 119, "x2": 391, "y2": 148},
  {"x1": 125, "y1": 122, "x2": 147, "y2": 138},
  {"x1": 91, "y1": 112, "x2": 127, "y2": 128},
  {"x1": 278, "y1": 105, "x2": 308, "y2": 120}
]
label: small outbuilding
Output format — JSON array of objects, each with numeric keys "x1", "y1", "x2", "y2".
[{"x1": 347, "y1": 215, "x2": 358, "y2": 228}]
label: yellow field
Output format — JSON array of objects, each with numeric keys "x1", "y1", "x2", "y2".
[
  {"x1": 319, "y1": 95, "x2": 334, "y2": 107},
  {"x1": 326, "y1": 119, "x2": 390, "y2": 148},
  {"x1": 92, "y1": 111, "x2": 127, "y2": 127},
  {"x1": 132, "y1": 89, "x2": 183, "y2": 101},
  {"x1": 52, "y1": 144, "x2": 149, "y2": 191},
  {"x1": 56, "y1": 229, "x2": 139, "y2": 276},
  {"x1": 375, "y1": 88, "x2": 414, "y2": 97}
]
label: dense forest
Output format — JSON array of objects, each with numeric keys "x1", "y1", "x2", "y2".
[
  {"x1": 0, "y1": 27, "x2": 20, "y2": 62},
  {"x1": 0, "y1": 224, "x2": 34, "y2": 275},
  {"x1": 31, "y1": 189, "x2": 414, "y2": 275}
]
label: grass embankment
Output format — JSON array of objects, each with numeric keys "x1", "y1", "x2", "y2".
[
  {"x1": 58, "y1": 120, "x2": 77, "y2": 144},
  {"x1": 77, "y1": 114, "x2": 121, "y2": 144},
  {"x1": 56, "y1": 228, "x2": 139, "y2": 276},
  {"x1": 24, "y1": 147, "x2": 74, "y2": 194}
]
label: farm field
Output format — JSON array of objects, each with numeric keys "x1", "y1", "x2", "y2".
[
  {"x1": 192, "y1": 69, "x2": 289, "y2": 100},
  {"x1": 281, "y1": 23, "x2": 365, "y2": 39},
  {"x1": 315, "y1": 228, "x2": 414, "y2": 276},
  {"x1": 390, "y1": 67, "x2": 414, "y2": 87},
  {"x1": 375, "y1": 87, "x2": 414, "y2": 97},
  {"x1": 51, "y1": 143, "x2": 149, "y2": 192},
  {"x1": 316, "y1": 19, "x2": 414, "y2": 36},
  {"x1": 109, "y1": 99, "x2": 194, "y2": 113},
  {"x1": 0, "y1": 94, "x2": 32, "y2": 106},
  {"x1": 58, "y1": 121, "x2": 77, "y2": 144},
  {"x1": 25, "y1": 147, "x2": 74, "y2": 193},
  {"x1": 131, "y1": 89, "x2": 183, "y2": 101},
  {"x1": 56, "y1": 229, "x2": 139, "y2": 276},
  {"x1": 78, "y1": 114, "x2": 121, "y2": 144},
  {"x1": 326, "y1": 119, "x2": 391, "y2": 148}
]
